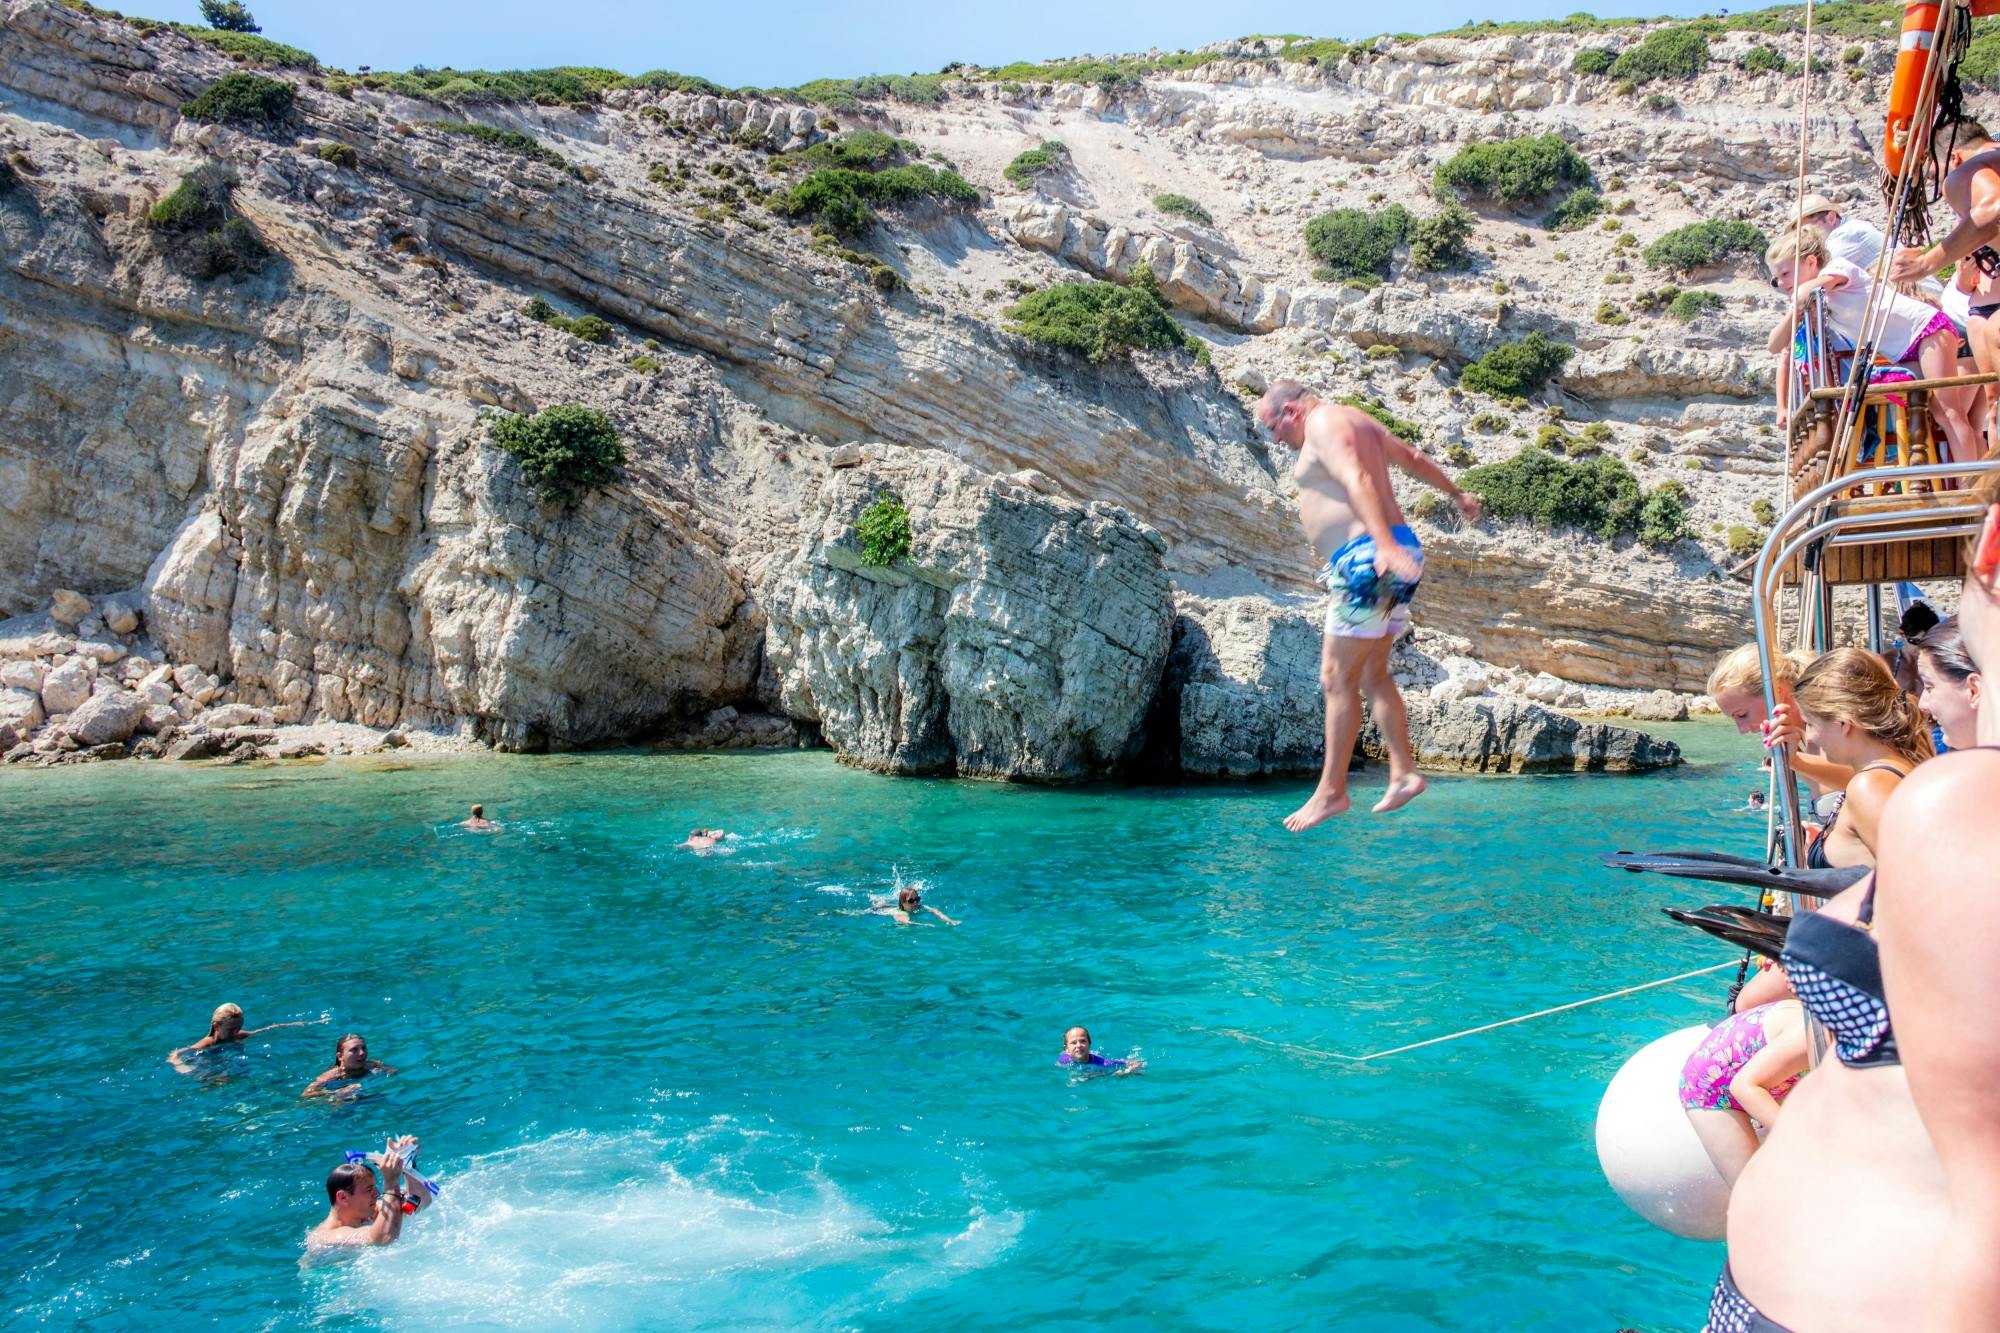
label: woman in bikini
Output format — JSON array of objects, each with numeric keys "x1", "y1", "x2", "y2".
[{"x1": 1763, "y1": 647, "x2": 1934, "y2": 870}]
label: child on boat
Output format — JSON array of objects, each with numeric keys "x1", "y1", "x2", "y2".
[
  {"x1": 1679, "y1": 999, "x2": 1810, "y2": 1185},
  {"x1": 1765, "y1": 226, "x2": 1982, "y2": 465}
]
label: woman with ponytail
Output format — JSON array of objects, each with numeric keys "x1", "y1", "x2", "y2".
[{"x1": 1766, "y1": 647, "x2": 1934, "y2": 869}]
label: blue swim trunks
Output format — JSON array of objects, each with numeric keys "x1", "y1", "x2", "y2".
[{"x1": 1318, "y1": 525, "x2": 1423, "y2": 639}]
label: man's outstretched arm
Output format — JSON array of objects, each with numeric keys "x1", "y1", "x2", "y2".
[{"x1": 1381, "y1": 437, "x2": 1482, "y2": 520}]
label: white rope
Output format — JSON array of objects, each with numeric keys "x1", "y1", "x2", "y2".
[{"x1": 1210, "y1": 961, "x2": 1738, "y2": 1064}]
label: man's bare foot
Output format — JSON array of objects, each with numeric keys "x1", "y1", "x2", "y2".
[
  {"x1": 1371, "y1": 774, "x2": 1427, "y2": 814},
  {"x1": 1283, "y1": 789, "x2": 1351, "y2": 831}
]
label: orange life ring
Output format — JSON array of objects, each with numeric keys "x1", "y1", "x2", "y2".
[{"x1": 1885, "y1": 0, "x2": 1945, "y2": 178}]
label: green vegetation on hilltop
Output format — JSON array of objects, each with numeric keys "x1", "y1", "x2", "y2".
[
  {"x1": 180, "y1": 72, "x2": 294, "y2": 125},
  {"x1": 490, "y1": 404, "x2": 627, "y2": 505},
  {"x1": 1573, "y1": 47, "x2": 1618, "y2": 75},
  {"x1": 356, "y1": 66, "x2": 632, "y2": 106},
  {"x1": 425, "y1": 120, "x2": 579, "y2": 175},
  {"x1": 781, "y1": 73, "x2": 950, "y2": 108},
  {"x1": 198, "y1": 0, "x2": 258, "y2": 31},
  {"x1": 1460, "y1": 332, "x2": 1574, "y2": 399},
  {"x1": 1004, "y1": 265, "x2": 1207, "y2": 365},
  {"x1": 176, "y1": 25, "x2": 317, "y2": 68},
  {"x1": 1434, "y1": 133, "x2": 1590, "y2": 205},
  {"x1": 1004, "y1": 141, "x2": 1068, "y2": 187}
]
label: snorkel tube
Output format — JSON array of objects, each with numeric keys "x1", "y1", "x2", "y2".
[{"x1": 344, "y1": 1148, "x2": 441, "y2": 1212}]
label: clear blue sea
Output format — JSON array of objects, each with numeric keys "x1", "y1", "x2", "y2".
[{"x1": 0, "y1": 723, "x2": 1767, "y2": 1330}]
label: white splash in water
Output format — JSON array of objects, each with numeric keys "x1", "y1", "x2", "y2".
[{"x1": 315, "y1": 1125, "x2": 1018, "y2": 1329}]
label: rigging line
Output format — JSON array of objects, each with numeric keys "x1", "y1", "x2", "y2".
[
  {"x1": 1211, "y1": 962, "x2": 1739, "y2": 1064},
  {"x1": 1785, "y1": 0, "x2": 1816, "y2": 485}
]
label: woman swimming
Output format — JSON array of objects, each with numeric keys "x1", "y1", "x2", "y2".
[
  {"x1": 167, "y1": 1003, "x2": 313, "y2": 1074},
  {"x1": 304, "y1": 1033, "x2": 397, "y2": 1099},
  {"x1": 872, "y1": 886, "x2": 958, "y2": 926}
]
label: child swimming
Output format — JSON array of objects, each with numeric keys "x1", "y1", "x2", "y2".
[{"x1": 1058, "y1": 1026, "x2": 1143, "y2": 1075}]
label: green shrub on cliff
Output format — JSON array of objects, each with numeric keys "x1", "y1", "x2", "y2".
[
  {"x1": 1433, "y1": 133, "x2": 1590, "y2": 204},
  {"x1": 1639, "y1": 479, "x2": 1694, "y2": 548},
  {"x1": 788, "y1": 131, "x2": 921, "y2": 171},
  {"x1": 1336, "y1": 394, "x2": 1423, "y2": 444},
  {"x1": 1407, "y1": 202, "x2": 1475, "y2": 271},
  {"x1": 315, "y1": 141, "x2": 358, "y2": 168},
  {"x1": 180, "y1": 72, "x2": 295, "y2": 125},
  {"x1": 1004, "y1": 140, "x2": 1069, "y2": 187},
  {"x1": 857, "y1": 493, "x2": 913, "y2": 566},
  {"x1": 1543, "y1": 187, "x2": 1602, "y2": 231},
  {"x1": 1609, "y1": 25, "x2": 1709, "y2": 83},
  {"x1": 1573, "y1": 47, "x2": 1618, "y2": 75},
  {"x1": 770, "y1": 165, "x2": 976, "y2": 234},
  {"x1": 1645, "y1": 219, "x2": 1765, "y2": 274},
  {"x1": 1459, "y1": 332, "x2": 1573, "y2": 399},
  {"x1": 147, "y1": 163, "x2": 270, "y2": 278},
  {"x1": 1304, "y1": 205, "x2": 1411, "y2": 281},
  {"x1": 1153, "y1": 193, "x2": 1213, "y2": 225},
  {"x1": 425, "y1": 120, "x2": 579, "y2": 175},
  {"x1": 1460, "y1": 447, "x2": 1643, "y2": 541},
  {"x1": 1667, "y1": 289, "x2": 1726, "y2": 322},
  {"x1": 490, "y1": 404, "x2": 627, "y2": 505},
  {"x1": 1004, "y1": 265, "x2": 1204, "y2": 364}
]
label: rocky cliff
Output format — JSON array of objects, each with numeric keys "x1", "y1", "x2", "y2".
[{"x1": 0, "y1": 3, "x2": 1883, "y2": 772}]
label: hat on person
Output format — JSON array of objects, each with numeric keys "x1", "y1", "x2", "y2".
[{"x1": 1798, "y1": 193, "x2": 1841, "y2": 220}]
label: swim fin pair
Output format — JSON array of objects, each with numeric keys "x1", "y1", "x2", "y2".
[
  {"x1": 1600, "y1": 849, "x2": 1867, "y2": 899},
  {"x1": 1662, "y1": 904, "x2": 1791, "y2": 962}
]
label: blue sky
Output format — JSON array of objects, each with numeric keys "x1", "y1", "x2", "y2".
[{"x1": 154, "y1": 0, "x2": 1731, "y2": 87}]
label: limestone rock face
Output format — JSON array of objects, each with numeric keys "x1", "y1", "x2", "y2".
[
  {"x1": 38, "y1": 657, "x2": 92, "y2": 715},
  {"x1": 60, "y1": 685, "x2": 146, "y2": 746},
  {"x1": 763, "y1": 446, "x2": 1173, "y2": 779},
  {"x1": 0, "y1": 686, "x2": 44, "y2": 747},
  {"x1": 1160, "y1": 595, "x2": 1680, "y2": 775},
  {"x1": 49, "y1": 589, "x2": 91, "y2": 625},
  {"x1": 143, "y1": 384, "x2": 760, "y2": 749},
  {"x1": 1360, "y1": 696, "x2": 1682, "y2": 773}
]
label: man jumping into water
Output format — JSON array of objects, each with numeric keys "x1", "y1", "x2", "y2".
[{"x1": 1255, "y1": 380, "x2": 1482, "y2": 831}]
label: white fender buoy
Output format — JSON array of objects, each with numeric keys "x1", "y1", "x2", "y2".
[{"x1": 1595, "y1": 1024, "x2": 1730, "y2": 1241}]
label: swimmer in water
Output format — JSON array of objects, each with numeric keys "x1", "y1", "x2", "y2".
[
  {"x1": 1058, "y1": 1025, "x2": 1143, "y2": 1075},
  {"x1": 168, "y1": 1003, "x2": 314, "y2": 1073},
  {"x1": 873, "y1": 885, "x2": 958, "y2": 926},
  {"x1": 304, "y1": 1032, "x2": 396, "y2": 1099},
  {"x1": 1747, "y1": 790, "x2": 1768, "y2": 811},
  {"x1": 306, "y1": 1136, "x2": 433, "y2": 1250},
  {"x1": 679, "y1": 827, "x2": 726, "y2": 850},
  {"x1": 459, "y1": 804, "x2": 497, "y2": 830}
]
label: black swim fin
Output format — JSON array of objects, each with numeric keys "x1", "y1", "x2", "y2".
[
  {"x1": 1663, "y1": 905, "x2": 1792, "y2": 961},
  {"x1": 1602, "y1": 849, "x2": 1867, "y2": 899}
]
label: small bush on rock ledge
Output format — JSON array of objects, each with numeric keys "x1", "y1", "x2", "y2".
[
  {"x1": 1153, "y1": 193, "x2": 1213, "y2": 225},
  {"x1": 1305, "y1": 204, "x2": 1411, "y2": 282},
  {"x1": 490, "y1": 404, "x2": 627, "y2": 505},
  {"x1": 180, "y1": 72, "x2": 295, "y2": 125},
  {"x1": 1645, "y1": 220, "x2": 1766, "y2": 276},
  {"x1": 1433, "y1": 133, "x2": 1589, "y2": 205},
  {"x1": 148, "y1": 163, "x2": 270, "y2": 279},
  {"x1": 1459, "y1": 332, "x2": 1573, "y2": 399},
  {"x1": 1004, "y1": 265, "x2": 1208, "y2": 365},
  {"x1": 1003, "y1": 140, "x2": 1068, "y2": 188},
  {"x1": 857, "y1": 493, "x2": 913, "y2": 566}
]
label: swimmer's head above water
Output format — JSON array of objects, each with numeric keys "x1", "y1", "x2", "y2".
[
  {"x1": 209, "y1": 1003, "x2": 245, "y2": 1041},
  {"x1": 325, "y1": 1160, "x2": 381, "y2": 1222},
  {"x1": 898, "y1": 887, "x2": 922, "y2": 912},
  {"x1": 335, "y1": 1033, "x2": 370, "y2": 1074},
  {"x1": 1063, "y1": 1027, "x2": 1092, "y2": 1061}
]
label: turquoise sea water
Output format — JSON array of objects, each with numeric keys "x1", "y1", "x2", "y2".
[{"x1": 1, "y1": 724, "x2": 1769, "y2": 1330}]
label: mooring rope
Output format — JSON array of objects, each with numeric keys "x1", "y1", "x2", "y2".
[{"x1": 1209, "y1": 961, "x2": 1738, "y2": 1064}]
